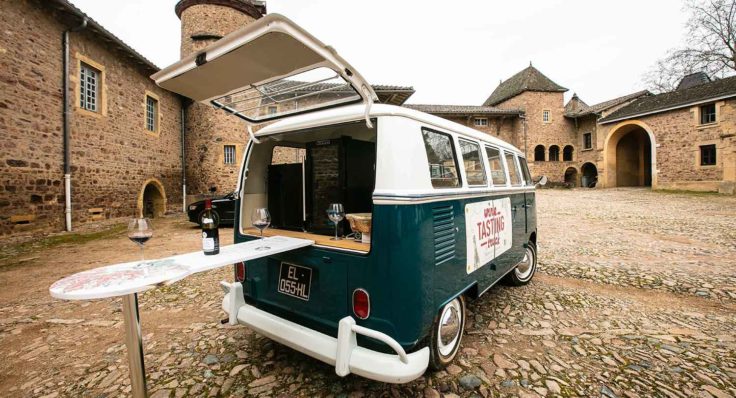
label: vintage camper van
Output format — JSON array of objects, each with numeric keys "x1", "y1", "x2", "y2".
[{"x1": 153, "y1": 14, "x2": 544, "y2": 384}]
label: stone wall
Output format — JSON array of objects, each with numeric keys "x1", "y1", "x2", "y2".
[
  {"x1": 179, "y1": 3, "x2": 258, "y2": 202},
  {"x1": 441, "y1": 115, "x2": 522, "y2": 149},
  {"x1": 598, "y1": 99, "x2": 736, "y2": 192},
  {"x1": 0, "y1": 0, "x2": 183, "y2": 236},
  {"x1": 496, "y1": 91, "x2": 577, "y2": 182}
]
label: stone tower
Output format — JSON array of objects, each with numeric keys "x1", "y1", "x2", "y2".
[{"x1": 175, "y1": 0, "x2": 267, "y2": 202}]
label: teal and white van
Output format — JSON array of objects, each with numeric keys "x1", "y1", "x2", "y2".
[{"x1": 153, "y1": 14, "x2": 545, "y2": 384}]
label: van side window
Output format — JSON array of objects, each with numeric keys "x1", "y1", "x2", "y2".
[
  {"x1": 519, "y1": 157, "x2": 532, "y2": 185},
  {"x1": 422, "y1": 129, "x2": 460, "y2": 188},
  {"x1": 505, "y1": 152, "x2": 522, "y2": 186},
  {"x1": 485, "y1": 146, "x2": 507, "y2": 186},
  {"x1": 459, "y1": 139, "x2": 487, "y2": 186}
]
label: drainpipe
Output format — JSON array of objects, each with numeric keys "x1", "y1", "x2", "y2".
[
  {"x1": 62, "y1": 17, "x2": 88, "y2": 232},
  {"x1": 180, "y1": 99, "x2": 187, "y2": 212}
]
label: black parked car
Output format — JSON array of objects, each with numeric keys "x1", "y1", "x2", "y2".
[{"x1": 187, "y1": 192, "x2": 237, "y2": 226}]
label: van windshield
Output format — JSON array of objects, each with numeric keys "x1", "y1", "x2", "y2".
[{"x1": 240, "y1": 120, "x2": 376, "y2": 251}]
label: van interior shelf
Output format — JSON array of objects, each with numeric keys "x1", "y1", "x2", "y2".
[{"x1": 243, "y1": 227, "x2": 370, "y2": 252}]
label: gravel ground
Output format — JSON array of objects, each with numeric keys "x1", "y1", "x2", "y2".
[{"x1": 0, "y1": 188, "x2": 734, "y2": 398}]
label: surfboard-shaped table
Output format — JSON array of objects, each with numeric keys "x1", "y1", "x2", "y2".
[{"x1": 50, "y1": 236, "x2": 314, "y2": 398}]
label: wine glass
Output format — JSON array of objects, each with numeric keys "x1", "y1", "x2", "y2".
[
  {"x1": 326, "y1": 203, "x2": 345, "y2": 241},
  {"x1": 251, "y1": 208, "x2": 271, "y2": 251},
  {"x1": 128, "y1": 218, "x2": 153, "y2": 264}
]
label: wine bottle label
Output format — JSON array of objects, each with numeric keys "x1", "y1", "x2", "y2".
[
  {"x1": 203, "y1": 217, "x2": 214, "y2": 224},
  {"x1": 201, "y1": 230, "x2": 219, "y2": 253}
]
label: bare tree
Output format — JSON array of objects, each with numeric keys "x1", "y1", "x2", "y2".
[{"x1": 644, "y1": 0, "x2": 736, "y2": 92}]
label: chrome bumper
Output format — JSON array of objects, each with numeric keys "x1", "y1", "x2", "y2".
[{"x1": 220, "y1": 281, "x2": 429, "y2": 383}]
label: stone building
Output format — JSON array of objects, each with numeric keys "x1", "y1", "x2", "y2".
[
  {"x1": 0, "y1": 0, "x2": 184, "y2": 236},
  {"x1": 2, "y1": 1, "x2": 735, "y2": 238},
  {"x1": 0, "y1": 0, "x2": 413, "y2": 237},
  {"x1": 412, "y1": 65, "x2": 736, "y2": 194}
]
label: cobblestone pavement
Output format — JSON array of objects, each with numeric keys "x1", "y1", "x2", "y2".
[{"x1": 0, "y1": 189, "x2": 734, "y2": 397}]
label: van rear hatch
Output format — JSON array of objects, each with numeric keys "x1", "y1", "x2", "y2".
[{"x1": 151, "y1": 13, "x2": 377, "y2": 123}]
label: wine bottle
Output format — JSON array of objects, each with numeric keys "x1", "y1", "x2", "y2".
[{"x1": 201, "y1": 199, "x2": 220, "y2": 255}]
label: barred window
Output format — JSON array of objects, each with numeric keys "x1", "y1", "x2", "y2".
[
  {"x1": 146, "y1": 95, "x2": 158, "y2": 132},
  {"x1": 224, "y1": 145, "x2": 236, "y2": 165},
  {"x1": 79, "y1": 62, "x2": 99, "y2": 112}
]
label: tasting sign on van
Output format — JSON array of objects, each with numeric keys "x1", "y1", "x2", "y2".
[{"x1": 151, "y1": 14, "x2": 545, "y2": 383}]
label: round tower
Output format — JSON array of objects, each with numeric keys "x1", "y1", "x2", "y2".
[{"x1": 175, "y1": 0, "x2": 266, "y2": 202}]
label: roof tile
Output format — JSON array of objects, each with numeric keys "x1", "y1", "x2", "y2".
[
  {"x1": 600, "y1": 76, "x2": 736, "y2": 123},
  {"x1": 483, "y1": 65, "x2": 567, "y2": 106}
]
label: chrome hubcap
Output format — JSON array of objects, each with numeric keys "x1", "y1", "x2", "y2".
[
  {"x1": 437, "y1": 299, "x2": 462, "y2": 357},
  {"x1": 515, "y1": 246, "x2": 535, "y2": 280}
]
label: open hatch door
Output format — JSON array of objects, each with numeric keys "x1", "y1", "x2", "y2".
[{"x1": 151, "y1": 13, "x2": 378, "y2": 125}]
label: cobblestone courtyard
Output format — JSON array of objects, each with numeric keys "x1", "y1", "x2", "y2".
[{"x1": 0, "y1": 188, "x2": 734, "y2": 398}]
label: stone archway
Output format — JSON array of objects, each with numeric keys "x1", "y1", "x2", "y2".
[
  {"x1": 604, "y1": 121, "x2": 656, "y2": 188},
  {"x1": 564, "y1": 167, "x2": 578, "y2": 187},
  {"x1": 137, "y1": 178, "x2": 167, "y2": 218},
  {"x1": 581, "y1": 162, "x2": 598, "y2": 188}
]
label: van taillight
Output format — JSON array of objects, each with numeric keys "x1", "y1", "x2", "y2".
[
  {"x1": 234, "y1": 262, "x2": 246, "y2": 283},
  {"x1": 352, "y1": 288, "x2": 370, "y2": 320}
]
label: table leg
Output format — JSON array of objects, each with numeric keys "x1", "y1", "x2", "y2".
[{"x1": 122, "y1": 293, "x2": 148, "y2": 398}]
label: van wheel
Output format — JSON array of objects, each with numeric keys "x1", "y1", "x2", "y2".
[
  {"x1": 506, "y1": 241, "x2": 537, "y2": 286},
  {"x1": 429, "y1": 295, "x2": 465, "y2": 370}
]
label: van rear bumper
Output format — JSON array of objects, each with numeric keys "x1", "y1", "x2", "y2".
[{"x1": 220, "y1": 281, "x2": 429, "y2": 384}]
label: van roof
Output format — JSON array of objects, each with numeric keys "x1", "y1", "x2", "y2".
[{"x1": 256, "y1": 104, "x2": 524, "y2": 155}]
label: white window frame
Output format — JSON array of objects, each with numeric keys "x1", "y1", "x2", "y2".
[
  {"x1": 473, "y1": 117, "x2": 488, "y2": 127},
  {"x1": 224, "y1": 145, "x2": 236, "y2": 165},
  {"x1": 458, "y1": 138, "x2": 487, "y2": 187},
  {"x1": 145, "y1": 95, "x2": 158, "y2": 133},
  {"x1": 80, "y1": 62, "x2": 99, "y2": 112},
  {"x1": 542, "y1": 110, "x2": 550, "y2": 123},
  {"x1": 485, "y1": 145, "x2": 508, "y2": 187}
]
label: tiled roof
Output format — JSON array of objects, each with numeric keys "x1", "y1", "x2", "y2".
[
  {"x1": 600, "y1": 75, "x2": 736, "y2": 124},
  {"x1": 676, "y1": 72, "x2": 711, "y2": 90},
  {"x1": 564, "y1": 93, "x2": 589, "y2": 116},
  {"x1": 404, "y1": 104, "x2": 523, "y2": 116},
  {"x1": 565, "y1": 90, "x2": 651, "y2": 118},
  {"x1": 483, "y1": 65, "x2": 567, "y2": 106},
  {"x1": 44, "y1": 0, "x2": 160, "y2": 72}
]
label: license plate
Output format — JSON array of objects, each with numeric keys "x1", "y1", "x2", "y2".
[{"x1": 277, "y1": 263, "x2": 312, "y2": 301}]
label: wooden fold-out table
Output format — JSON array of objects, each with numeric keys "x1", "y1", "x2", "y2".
[
  {"x1": 242, "y1": 227, "x2": 370, "y2": 252},
  {"x1": 49, "y1": 236, "x2": 313, "y2": 398}
]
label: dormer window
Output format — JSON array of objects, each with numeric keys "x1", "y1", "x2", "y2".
[{"x1": 700, "y1": 103, "x2": 716, "y2": 124}]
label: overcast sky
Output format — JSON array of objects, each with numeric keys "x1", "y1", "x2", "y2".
[{"x1": 70, "y1": 0, "x2": 689, "y2": 106}]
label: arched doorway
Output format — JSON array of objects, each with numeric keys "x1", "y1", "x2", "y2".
[
  {"x1": 564, "y1": 167, "x2": 578, "y2": 187},
  {"x1": 137, "y1": 179, "x2": 167, "y2": 218},
  {"x1": 581, "y1": 162, "x2": 598, "y2": 188},
  {"x1": 604, "y1": 121, "x2": 656, "y2": 187}
]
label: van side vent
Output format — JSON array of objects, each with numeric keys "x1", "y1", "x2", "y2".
[{"x1": 432, "y1": 206, "x2": 456, "y2": 265}]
